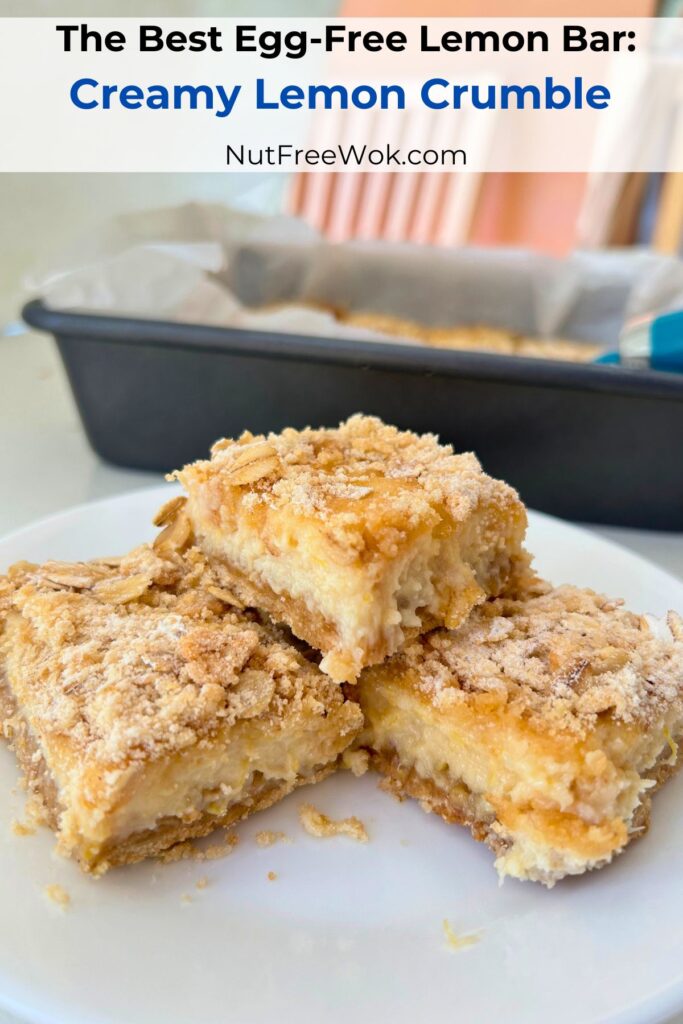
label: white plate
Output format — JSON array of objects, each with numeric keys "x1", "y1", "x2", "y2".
[{"x1": 0, "y1": 486, "x2": 682, "y2": 1024}]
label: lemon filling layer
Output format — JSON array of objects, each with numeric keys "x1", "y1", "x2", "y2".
[{"x1": 360, "y1": 681, "x2": 681, "y2": 883}]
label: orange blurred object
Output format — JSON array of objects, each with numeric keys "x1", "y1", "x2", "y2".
[
  {"x1": 343, "y1": 0, "x2": 653, "y2": 14},
  {"x1": 288, "y1": 0, "x2": 656, "y2": 254}
]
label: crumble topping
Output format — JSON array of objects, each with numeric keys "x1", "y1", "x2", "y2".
[
  {"x1": 0, "y1": 528, "x2": 350, "y2": 774},
  {"x1": 393, "y1": 582, "x2": 683, "y2": 734},
  {"x1": 174, "y1": 414, "x2": 524, "y2": 560},
  {"x1": 298, "y1": 803, "x2": 368, "y2": 842}
]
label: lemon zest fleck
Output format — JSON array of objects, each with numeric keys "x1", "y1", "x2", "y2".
[{"x1": 664, "y1": 726, "x2": 678, "y2": 767}]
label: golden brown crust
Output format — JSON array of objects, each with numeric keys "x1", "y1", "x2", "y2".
[
  {"x1": 205, "y1": 556, "x2": 346, "y2": 657},
  {"x1": 87, "y1": 765, "x2": 335, "y2": 872},
  {"x1": 369, "y1": 748, "x2": 505, "y2": 850},
  {"x1": 367, "y1": 736, "x2": 683, "y2": 868},
  {"x1": 370, "y1": 749, "x2": 679, "y2": 876},
  {"x1": 0, "y1": 670, "x2": 58, "y2": 831}
]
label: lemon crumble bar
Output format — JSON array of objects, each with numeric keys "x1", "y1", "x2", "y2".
[
  {"x1": 0, "y1": 535, "x2": 362, "y2": 874},
  {"x1": 355, "y1": 579, "x2": 683, "y2": 885},
  {"x1": 336, "y1": 311, "x2": 601, "y2": 363},
  {"x1": 173, "y1": 415, "x2": 527, "y2": 683}
]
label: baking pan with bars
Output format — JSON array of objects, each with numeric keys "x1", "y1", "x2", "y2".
[{"x1": 22, "y1": 298, "x2": 683, "y2": 530}]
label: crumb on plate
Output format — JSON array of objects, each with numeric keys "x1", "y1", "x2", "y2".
[
  {"x1": 255, "y1": 830, "x2": 289, "y2": 848},
  {"x1": 267, "y1": 870, "x2": 277, "y2": 881},
  {"x1": 11, "y1": 819, "x2": 36, "y2": 837},
  {"x1": 442, "y1": 919, "x2": 480, "y2": 952},
  {"x1": 44, "y1": 884, "x2": 70, "y2": 909},
  {"x1": 12, "y1": 794, "x2": 48, "y2": 838},
  {"x1": 298, "y1": 803, "x2": 368, "y2": 843}
]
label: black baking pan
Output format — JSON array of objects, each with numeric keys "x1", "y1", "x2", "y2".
[{"x1": 22, "y1": 298, "x2": 683, "y2": 530}]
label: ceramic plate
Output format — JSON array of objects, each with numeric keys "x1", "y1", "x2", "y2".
[{"x1": 0, "y1": 487, "x2": 682, "y2": 1024}]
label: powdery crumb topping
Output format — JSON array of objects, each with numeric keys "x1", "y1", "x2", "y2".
[
  {"x1": 0, "y1": 533, "x2": 349, "y2": 774},
  {"x1": 393, "y1": 582, "x2": 683, "y2": 735},
  {"x1": 298, "y1": 803, "x2": 368, "y2": 842},
  {"x1": 175, "y1": 414, "x2": 524, "y2": 560},
  {"x1": 255, "y1": 830, "x2": 288, "y2": 847},
  {"x1": 44, "y1": 883, "x2": 70, "y2": 909}
]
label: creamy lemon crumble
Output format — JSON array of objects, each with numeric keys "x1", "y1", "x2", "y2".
[{"x1": 2, "y1": 413, "x2": 681, "y2": 892}]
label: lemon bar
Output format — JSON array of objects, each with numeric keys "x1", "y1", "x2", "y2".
[
  {"x1": 356, "y1": 579, "x2": 683, "y2": 885},
  {"x1": 173, "y1": 415, "x2": 527, "y2": 682},
  {"x1": 336, "y1": 311, "x2": 601, "y2": 362},
  {"x1": 0, "y1": 523, "x2": 362, "y2": 874}
]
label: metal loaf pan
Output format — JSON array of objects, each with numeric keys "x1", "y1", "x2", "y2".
[{"x1": 22, "y1": 298, "x2": 683, "y2": 530}]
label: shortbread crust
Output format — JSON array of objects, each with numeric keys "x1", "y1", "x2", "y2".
[
  {"x1": 0, "y1": 540, "x2": 362, "y2": 874},
  {"x1": 174, "y1": 415, "x2": 527, "y2": 682},
  {"x1": 355, "y1": 579, "x2": 683, "y2": 885}
]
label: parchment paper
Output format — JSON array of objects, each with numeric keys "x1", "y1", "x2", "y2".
[{"x1": 27, "y1": 202, "x2": 683, "y2": 350}]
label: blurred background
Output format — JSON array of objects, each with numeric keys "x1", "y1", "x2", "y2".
[{"x1": 1, "y1": 0, "x2": 682, "y2": 545}]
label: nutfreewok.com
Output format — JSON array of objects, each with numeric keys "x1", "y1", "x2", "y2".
[{"x1": 225, "y1": 142, "x2": 467, "y2": 168}]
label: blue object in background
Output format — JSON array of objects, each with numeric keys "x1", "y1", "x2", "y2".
[
  {"x1": 595, "y1": 350, "x2": 621, "y2": 365},
  {"x1": 596, "y1": 309, "x2": 683, "y2": 372},
  {"x1": 650, "y1": 310, "x2": 683, "y2": 372}
]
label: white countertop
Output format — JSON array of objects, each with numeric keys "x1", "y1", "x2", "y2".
[{"x1": 1, "y1": 329, "x2": 682, "y2": 1024}]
